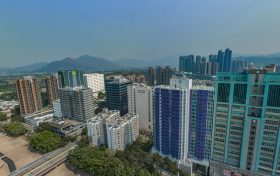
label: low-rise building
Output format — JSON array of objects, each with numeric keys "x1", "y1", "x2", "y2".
[
  {"x1": 51, "y1": 119, "x2": 86, "y2": 137},
  {"x1": 24, "y1": 109, "x2": 54, "y2": 128}
]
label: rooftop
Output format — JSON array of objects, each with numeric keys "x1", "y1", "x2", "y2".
[
  {"x1": 191, "y1": 86, "x2": 214, "y2": 91},
  {"x1": 24, "y1": 109, "x2": 53, "y2": 119},
  {"x1": 51, "y1": 119, "x2": 84, "y2": 129},
  {"x1": 106, "y1": 78, "x2": 131, "y2": 84}
]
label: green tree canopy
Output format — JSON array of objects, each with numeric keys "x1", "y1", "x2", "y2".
[
  {"x1": 3, "y1": 122, "x2": 27, "y2": 136},
  {"x1": 97, "y1": 91, "x2": 105, "y2": 99},
  {"x1": 68, "y1": 146, "x2": 130, "y2": 176},
  {"x1": 0, "y1": 112, "x2": 9, "y2": 121},
  {"x1": 68, "y1": 138, "x2": 189, "y2": 176},
  {"x1": 29, "y1": 131, "x2": 65, "y2": 153},
  {"x1": 35, "y1": 122, "x2": 52, "y2": 133},
  {"x1": 10, "y1": 105, "x2": 24, "y2": 122},
  {"x1": 11, "y1": 105, "x2": 20, "y2": 116}
]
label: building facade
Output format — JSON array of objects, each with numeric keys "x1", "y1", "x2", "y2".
[
  {"x1": 188, "y1": 86, "x2": 214, "y2": 165},
  {"x1": 15, "y1": 76, "x2": 43, "y2": 116},
  {"x1": 58, "y1": 70, "x2": 84, "y2": 88},
  {"x1": 83, "y1": 73, "x2": 105, "y2": 98},
  {"x1": 59, "y1": 87, "x2": 95, "y2": 121},
  {"x1": 87, "y1": 116, "x2": 105, "y2": 146},
  {"x1": 211, "y1": 70, "x2": 280, "y2": 176},
  {"x1": 209, "y1": 54, "x2": 218, "y2": 75},
  {"x1": 107, "y1": 113, "x2": 139, "y2": 151},
  {"x1": 24, "y1": 110, "x2": 54, "y2": 129},
  {"x1": 105, "y1": 78, "x2": 132, "y2": 116},
  {"x1": 156, "y1": 66, "x2": 173, "y2": 85},
  {"x1": 45, "y1": 75, "x2": 60, "y2": 105},
  {"x1": 127, "y1": 83, "x2": 153, "y2": 131},
  {"x1": 147, "y1": 66, "x2": 155, "y2": 86},
  {"x1": 53, "y1": 99, "x2": 62, "y2": 118},
  {"x1": 217, "y1": 49, "x2": 232, "y2": 72},
  {"x1": 231, "y1": 60, "x2": 247, "y2": 73},
  {"x1": 87, "y1": 110, "x2": 139, "y2": 151},
  {"x1": 179, "y1": 55, "x2": 195, "y2": 73},
  {"x1": 153, "y1": 77, "x2": 192, "y2": 162}
]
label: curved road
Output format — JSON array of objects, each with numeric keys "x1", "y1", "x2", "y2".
[{"x1": 0, "y1": 152, "x2": 16, "y2": 172}]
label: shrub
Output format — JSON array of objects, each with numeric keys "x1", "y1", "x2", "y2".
[
  {"x1": 29, "y1": 131, "x2": 65, "y2": 153},
  {"x1": 3, "y1": 122, "x2": 27, "y2": 136}
]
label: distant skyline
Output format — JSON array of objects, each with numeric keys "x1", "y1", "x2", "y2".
[{"x1": 1, "y1": 0, "x2": 280, "y2": 67}]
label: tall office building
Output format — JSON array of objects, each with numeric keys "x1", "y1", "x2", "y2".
[
  {"x1": 87, "y1": 109, "x2": 139, "y2": 151},
  {"x1": 201, "y1": 57, "x2": 207, "y2": 63},
  {"x1": 209, "y1": 54, "x2": 218, "y2": 75},
  {"x1": 179, "y1": 56, "x2": 185, "y2": 72},
  {"x1": 163, "y1": 66, "x2": 173, "y2": 85},
  {"x1": 231, "y1": 60, "x2": 247, "y2": 73},
  {"x1": 128, "y1": 83, "x2": 153, "y2": 131},
  {"x1": 147, "y1": 67, "x2": 155, "y2": 86},
  {"x1": 153, "y1": 77, "x2": 192, "y2": 162},
  {"x1": 217, "y1": 49, "x2": 232, "y2": 72},
  {"x1": 276, "y1": 65, "x2": 280, "y2": 73},
  {"x1": 105, "y1": 78, "x2": 132, "y2": 116},
  {"x1": 200, "y1": 61, "x2": 211, "y2": 75},
  {"x1": 59, "y1": 87, "x2": 95, "y2": 121},
  {"x1": 83, "y1": 73, "x2": 105, "y2": 98},
  {"x1": 156, "y1": 66, "x2": 164, "y2": 85},
  {"x1": 210, "y1": 70, "x2": 280, "y2": 176},
  {"x1": 15, "y1": 76, "x2": 43, "y2": 116},
  {"x1": 58, "y1": 70, "x2": 84, "y2": 88},
  {"x1": 188, "y1": 86, "x2": 214, "y2": 165},
  {"x1": 195, "y1": 55, "x2": 202, "y2": 74},
  {"x1": 155, "y1": 66, "x2": 173, "y2": 85},
  {"x1": 179, "y1": 55, "x2": 195, "y2": 73},
  {"x1": 45, "y1": 75, "x2": 60, "y2": 105}
]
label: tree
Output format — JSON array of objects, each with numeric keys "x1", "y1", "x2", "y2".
[
  {"x1": 10, "y1": 105, "x2": 24, "y2": 122},
  {"x1": 68, "y1": 138, "x2": 189, "y2": 176},
  {"x1": 68, "y1": 146, "x2": 130, "y2": 176},
  {"x1": 29, "y1": 131, "x2": 65, "y2": 153},
  {"x1": 35, "y1": 122, "x2": 52, "y2": 133},
  {"x1": 97, "y1": 91, "x2": 105, "y2": 99},
  {"x1": 11, "y1": 115, "x2": 24, "y2": 122},
  {"x1": 3, "y1": 122, "x2": 27, "y2": 136},
  {"x1": 11, "y1": 105, "x2": 20, "y2": 116},
  {"x1": 139, "y1": 169, "x2": 152, "y2": 176},
  {"x1": 0, "y1": 112, "x2": 9, "y2": 121},
  {"x1": 0, "y1": 91, "x2": 17, "y2": 101}
]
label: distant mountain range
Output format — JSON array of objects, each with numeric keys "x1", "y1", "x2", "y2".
[
  {"x1": 37, "y1": 55, "x2": 121, "y2": 73},
  {"x1": 1, "y1": 52, "x2": 280, "y2": 73}
]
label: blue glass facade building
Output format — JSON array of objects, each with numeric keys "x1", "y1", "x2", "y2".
[
  {"x1": 188, "y1": 86, "x2": 214, "y2": 164},
  {"x1": 153, "y1": 77, "x2": 192, "y2": 162}
]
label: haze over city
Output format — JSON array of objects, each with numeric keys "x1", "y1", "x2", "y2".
[{"x1": 1, "y1": 0, "x2": 280, "y2": 67}]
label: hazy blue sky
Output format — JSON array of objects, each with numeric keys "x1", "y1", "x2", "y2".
[{"x1": 1, "y1": 0, "x2": 280, "y2": 67}]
